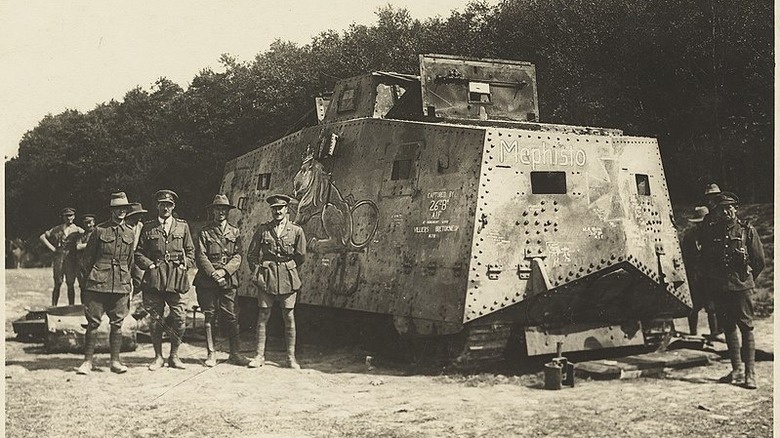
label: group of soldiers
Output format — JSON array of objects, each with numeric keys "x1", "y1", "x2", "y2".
[
  {"x1": 40, "y1": 190, "x2": 305, "y2": 375},
  {"x1": 681, "y1": 184, "x2": 765, "y2": 390},
  {"x1": 40, "y1": 183, "x2": 767, "y2": 388}
]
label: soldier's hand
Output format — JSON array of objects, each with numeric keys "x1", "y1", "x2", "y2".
[
  {"x1": 148, "y1": 263, "x2": 156, "y2": 270},
  {"x1": 177, "y1": 263, "x2": 187, "y2": 271},
  {"x1": 217, "y1": 277, "x2": 228, "y2": 286}
]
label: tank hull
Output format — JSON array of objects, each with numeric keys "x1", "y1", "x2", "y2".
[{"x1": 223, "y1": 116, "x2": 690, "y2": 360}]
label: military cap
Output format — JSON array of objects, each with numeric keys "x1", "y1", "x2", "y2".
[
  {"x1": 126, "y1": 203, "x2": 148, "y2": 218},
  {"x1": 704, "y1": 183, "x2": 721, "y2": 196},
  {"x1": 715, "y1": 191, "x2": 739, "y2": 206},
  {"x1": 266, "y1": 193, "x2": 293, "y2": 207},
  {"x1": 688, "y1": 206, "x2": 709, "y2": 223},
  {"x1": 109, "y1": 192, "x2": 133, "y2": 207},
  {"x1": 206, "y1": 194, "x2": 236, "y2": 210},
  {"x1": 155, "y1": 189, "x2": 178, "y2": 204},
  {"x1": 81, "y1": 213, "x2": 97, "y2": 220},
  {"x1": 60, "y1": 207, "x2": 76, "y2": 216}
]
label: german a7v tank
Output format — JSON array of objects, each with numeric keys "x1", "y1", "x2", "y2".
[{"x1": 220, "y1": 54, "x2": 691, "y2": 366}]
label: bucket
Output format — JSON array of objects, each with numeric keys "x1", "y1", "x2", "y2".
[{"x1": 544, "y1": 362, "x2": 563, "y2": 390}]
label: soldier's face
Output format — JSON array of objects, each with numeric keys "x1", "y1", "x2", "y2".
[
  {"x1": 125, "y1": 216, "x2": 140, "y2": 227},
  {"x1": 271, "y1": 205, "x2": 288, "y2": 221},
  {"x1": 111, "y1": 206, "x2": 129, "y2": 222},
  {"x1": 157, "y1": 201, "x2": 175, "y2": 219},
  {"x1": 716, "y1": 204, "x2": 737, "y2": 221},
  {"x1": 211, "y1": 206, "x2": 229, "y2": 222},
  {"x1": 62, "y1": 213, "x2": 75, "y2": 225},
  {"x1": 84, "y1": 218, "x2": 95, "y2": 230}
]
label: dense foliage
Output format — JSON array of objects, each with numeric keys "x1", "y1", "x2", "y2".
[{"x1": 5, "y1": 0, "x2": 773, "y2": 239}]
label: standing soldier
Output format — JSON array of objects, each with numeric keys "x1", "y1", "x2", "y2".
[
  {"x1": 39, "y1": 207, "x2": 84, "y2": 306},
  {"x1": 246, "y1": 194, "x2": 306, "y2": 369},
  {"x1": 76, "y1": 193, "x2": 135, "y2": 375},
  {"x1": 194, "y1": 195, "x2": 250, "y2": 367},
  {"x1": 681, "y1": 206, "x2": 718, "y2": 337},
  {"x1": 75, "y1": 213, "x2": 97, "y2": 303},
  {"x1": 700, "y1": 192, "x2": 765, "y2": 389},
  {"x1": 135, "y1": 190, "x2": 195, "y2": 371}
]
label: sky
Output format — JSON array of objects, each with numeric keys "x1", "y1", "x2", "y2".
[{"x1": 0, "y1": 0, "x2": 489, "y2": 161}]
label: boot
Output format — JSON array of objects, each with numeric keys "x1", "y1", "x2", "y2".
[
  {"x1": 742, "y1": 330, "x2": 757, "y2": 389},
  {"x1": 718, "y1": 329, "x2": 744, "y2": 384},
  {"x1": 227, "y1": 324, "x2": 249, "y2": 366},
  {"x1": 52, "y1": 286, "x2": 61, "y2": 307},
  {"x1": 204, "y1": 323, "x2": 217, "y2": 367},
  {"x1": 67, "y1": 286, "x2": 76, "y2": 306},
  {"x1": 707, "y1": 311, "x2": 719, "y2": 338},
  {"x1": 109, "y1": 328, "x2": 127, "y2": 374},
  {"x1": 148, "y1": 324, "x2": 165, "y2": 371},
  {"x1": 285, "y1": 319, "x2": 300, "y2": 370},
  {"x1": 687, "y1": 311, "x2": 699, "y2": 336},
  {"x1": 168, "y1": 334, "x2": 186, "y2": 370},
  {"x1": 248, "y1": 313, "x2": 268, "y2": 368},
  {"x1": 76, "y1": 329, "x2": 97, "y2": 375}
]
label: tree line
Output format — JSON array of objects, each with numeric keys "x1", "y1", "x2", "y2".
[{"x1": 5, "y1": 0, "x2": 773, "y2": 240}]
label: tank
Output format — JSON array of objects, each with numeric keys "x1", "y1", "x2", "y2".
[{"x1": 220, "y1": 54, "x2": 692, "y2": 366}]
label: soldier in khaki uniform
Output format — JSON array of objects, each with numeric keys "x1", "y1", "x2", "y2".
[
  {"x1": 76, "y1": 193, "x2": 135, "y2": 375},
  {"x1": 40, "y1": 207, "x2": 84, "y2": 306},
  {"x1": 700, "y1": 192, "x2": 765, "y2": 389},
  {"x1": 194, "y1": 195, "x2": 250, "y2": 367},
  {"x1": 135, "y1": 190, "x2": 195, "y2": 371},
  {"x1": 246, "y1": 194, "x2": 306, "y2": 369}
]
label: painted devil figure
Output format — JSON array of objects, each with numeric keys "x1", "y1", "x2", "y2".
[{"x1": 292, "y1": 154, "x2": 379, "y2": 254}]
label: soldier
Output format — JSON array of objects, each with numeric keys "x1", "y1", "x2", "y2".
[
  {"x1": 246, "y1": 194, "x2": 306, "y2": 369},
  {"x1": 75, "y1": 213, "x2": 97, "y2": 303},
  {"x1": 39, "y1": 207, "x2": 84, "y2": 306},
  {"x1": 135, "y1": 190, "x2": 195, "y2": 371},
  {"x1": 194, "y1": 195, "x2": 250, "y2": 367},
  {"x1": 76, "y1": 193, "x2": 135, "y2": 375},
  {"x1": 681, "y1": 206, "x2": 718, "y2": 337},
  {"x1": 700, "y1": 191, "x2": 765, "y2": 389}
]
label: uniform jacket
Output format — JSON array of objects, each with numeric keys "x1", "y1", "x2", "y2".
[
  {"x1": 46, "y1": 223, "x2": 84, "y2": 254},
  {"x1": 699, "y1": 218, "x2": 765, "y2": 291},
  {"x1": 194, "y1": 221, "x2": 242, "y2": 290},
  {"x1": 84, "y1": 220, "x2": 135, "y2": 294},
  {"x1": 247, "y1": 219, "x2": 306, "y2": 295},
  {"x1": 135, "y1": 217, "x2": 195, "y2": 294}
]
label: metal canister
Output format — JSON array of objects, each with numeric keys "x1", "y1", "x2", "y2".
[{"x1": 544, "y1": 362, "x2": 563, "y2": 390}]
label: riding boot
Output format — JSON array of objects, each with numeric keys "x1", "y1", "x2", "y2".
[
  {"x1": 227, "y1": 323, "x2": 249, "y2": 366},
  {"x1": 248, "y1": 312, "x2": 268, "y2": 368},
  {"x1": 707, "y1": 311, "x2": 719, "y2": 337},
  {"x1": 148, "y1": 323, "x2": 165, "y2": 371},
  {"x1": 687, "y1": 311, "x2": 699, "y2": 336},
  {"x1": 76, "y1": 329, "x2": 97, "y2": 375},
  {"x1": 285, "y1": 319, "x2": 300, "y2": 370},
  {"x1": 718, "y1": 329, "x2": 744, "y2": 384},
  {"x1": 52, "y1": 286, "x2": 61, "y2": 307},
  {"x1": 67, "y1": 286, "x2": 76, "y2": 306},
  {"x1": 109, "y1": 328, "x2": 127, "y2": 374},
  {"x1": 168, "y1": 329, "x2": 186, "y2": 369},
  {"x1": 204, "y1": 323, "x2": 217, "y2": 367},
  {"x1": 742, "y1": 330, "x2": 757, "y2": 389}
]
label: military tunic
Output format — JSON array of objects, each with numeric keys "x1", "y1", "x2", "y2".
[
  {"x1": 247, "y1": 220, "x2": 306, "y2": 303},
  {"x1": 135, "y1": 217, "x2": 195, "y2": 331},
  {"x1": 194, "y1": 222, "x2": 243, "y2": 323},
  {"x1": 700, "y1": 218, "x2": 765, "y2": 331},
  {"x1": 83, "y1": 220, "x2": 135, "y2": 330}
]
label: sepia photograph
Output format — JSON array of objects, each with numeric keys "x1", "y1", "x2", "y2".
[{"x1": 2, "y1": 1, "x2": 773, "y2": 436}]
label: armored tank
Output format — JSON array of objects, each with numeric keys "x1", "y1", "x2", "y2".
[{"x1": 220, "y1": 54, "x2": 691, "y2": 366}]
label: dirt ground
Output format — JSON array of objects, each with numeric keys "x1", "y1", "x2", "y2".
[{"x1": 4, "y1": 268, "x2": 774, "y2": 438}]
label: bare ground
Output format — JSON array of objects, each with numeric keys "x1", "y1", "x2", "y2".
[{"x1": 4, "y1": 268, "x2": 774, "y2": 438}]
